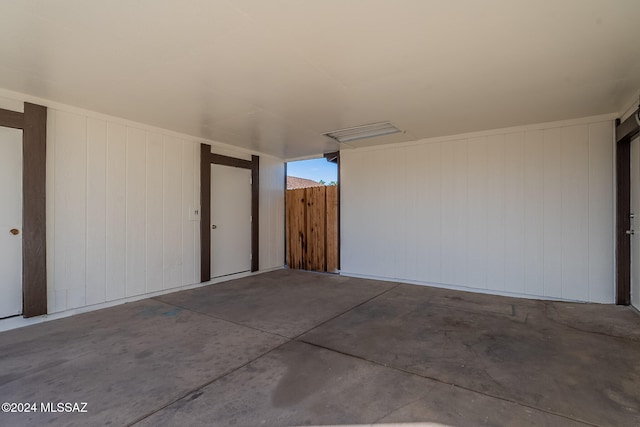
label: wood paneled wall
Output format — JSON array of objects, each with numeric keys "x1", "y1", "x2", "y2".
[{"x1": 341, "y1": 119, "x2": 614, "y2": 303}]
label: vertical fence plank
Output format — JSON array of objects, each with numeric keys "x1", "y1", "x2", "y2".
[{"x1": 326, "y1": 185, "x2": 339, "y2": 272}]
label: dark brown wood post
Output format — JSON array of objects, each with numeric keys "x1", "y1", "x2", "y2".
[
  {"x1": 251, "y1": 155, "x2": 259, "y2": 272},
  {"x1": 200, "y1": 144, "x2": 211, "y2": 282},
  {"x1": 22, "y1": 103, "x2": 48, "y2": 317}
]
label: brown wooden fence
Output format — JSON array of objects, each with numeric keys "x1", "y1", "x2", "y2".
[{"x1": 286, "y1": 185, "x2": 338, "y2": 273}]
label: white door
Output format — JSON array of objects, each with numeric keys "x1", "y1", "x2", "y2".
[
  {"x1": 631, "y1": 136, "x2": 640, "y2": 309},
  {"x1": 0, "y1": 127, "x2": 23, "y2": 318},
  {"x1": 211, "y1": 164, "x2": 252, "y2": 278}
]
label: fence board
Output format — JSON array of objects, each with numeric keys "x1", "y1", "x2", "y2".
[{"x1": 286, "y1": 189, "x2": 306, "y2": 269}]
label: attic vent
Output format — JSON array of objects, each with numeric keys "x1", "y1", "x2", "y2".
[{"x1": 323, "y1": 121, "x2": 402, "y2": 143}]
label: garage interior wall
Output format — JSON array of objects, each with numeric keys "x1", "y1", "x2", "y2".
[
  {"x1": 341, "y1": 116, "x2": 614, "y2": 303},
  {"x1": 259, "y1": 155, "x2": 285, "y2": 270},
  {"x1": 0, "y1": 91, "x2": 284, "y2": 317}
]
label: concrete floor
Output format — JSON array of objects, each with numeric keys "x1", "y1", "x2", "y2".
[{"x1": 1, "y1": 270, "x2": 639, "y2": 426}]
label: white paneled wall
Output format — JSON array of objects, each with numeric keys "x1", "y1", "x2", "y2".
[
  {"x1": 341, "y1": 118, "x2": 614, "y2": 303},
  {"x1": 260, "y1": 155, "x2": 285, "y2": 270},
  {"x1": 45, "y1": 107, "x2": 285, "y2": 314},
  {"x1": 47, "y1": 110, "x2": 200, "y2": 312}
]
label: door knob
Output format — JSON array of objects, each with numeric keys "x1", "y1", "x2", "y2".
[
  {"x1": 211, "y1": 224, "x2": 217, "y2": 230},
  {"x1": 9, "y1": 228, "x2": 19, "y2": 235}
]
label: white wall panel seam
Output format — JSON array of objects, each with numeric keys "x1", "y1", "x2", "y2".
[
  {"x1": 145, "y1": 133, "x2": 149, "y2": 293},
  {"x1": 560, "y1": 131, "x2": 564, "y2": 299},
  {"x1": 484, "y1": 139, "x2": 489, "y2": 290},
  {"x1": 545, "y1": 131, "x2": 550, "y2": 298},
  {"x1": 502, "y1": 137, "x2": 506, "y2": 292},
  {"x1": 84, "y1": 117, "x2": 88, "y2": 304},
  {"x1": 520, "y1": 134, "x2": 526, "y2": 294},
  {"x1": 105, "y1": 124, "x2": 110, "y2": 303},
  {"x1": 103, "y1": 123, "x2": 108, "y2": 303},
  {"x1": 143, "y1": 131, "x2": 149, "y2": 293},
  {"x1": 485, "y1": 139, "x2": 490, "y2": 290},
  {"x1": 180, "y1": 141, "x2": 185, "y2": 286},
  {"x1": 145, "y1": 134, "x2": 148, "y2": 294},
  {"x1": 587, "y1": 127, "x2": 592, "y2": 302},
  {"x1": 541, "y1": 130, "x2": 547, "y2": 295},
  {"x1": 80, "y1": 116, "x2": 88, "y2": 307},
  {"x1": 465, "y1": 140, "x2": 470, "y2": 286},
  {"x1": 611, "y1": 124, "x2": 617, "y2": 301},
  {"x1": 125, "y1": 128, "x2": 129, "y2": 296},
  {"x1": 173, "y1": 138, "x2": 178, "y2": 287},
  {"x1": 179, "y1": 140, "x2": 184, "y2": 286},
  {"x1": 462, "y1": 140, "x2": 468, "y2": 287},
  {"x1": 47, "y1": 111, "x2": 56, "y2": 307},
  {"x1": 439, "y1": 141, "x2": 443, "y2": 281},
  {"x1": 178, "y1": 138, "x2": 183, "y2": 287},
  {"x1": 160, "y1": 134, "x2": 164, "y2": 289}
]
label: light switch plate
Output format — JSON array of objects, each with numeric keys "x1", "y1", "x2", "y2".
[{"x1": 189, "y1": 206, "x2": 201, "y2": 221}]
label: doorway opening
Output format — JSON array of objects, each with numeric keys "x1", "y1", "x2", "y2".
[{"x1": 285, "y1": 153, "x2": 339, "y2": 273}]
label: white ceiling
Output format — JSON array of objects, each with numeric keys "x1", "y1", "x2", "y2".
[{"x1": 0, "y1": 1, "x2": 639, "y2": 159}]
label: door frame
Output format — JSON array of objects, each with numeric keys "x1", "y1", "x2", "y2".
[
  {"x1": 0, "y1": 103, "x2": 47, "y2": 318},
  {"x1": 616, "y1": 108, "x2": 640, "y2": 305},
  {"x1": 200, "y1": 144, "x2": 259, "y2": 282}
]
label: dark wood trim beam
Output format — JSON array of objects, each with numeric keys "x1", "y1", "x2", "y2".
[
  {"x1": 200, "y1": 144, "x2": 212, "y2": 282},
  {"x1": 616, "y1": 118, "x2": 631, "y2": 305},
  {"x1": 323, "y1": 151, "x2": 339, "y2": 164},
  {"x1": 0, "y1": 108, "x2": 24, "y2": 130},
  {"x1": 284, "y1": 162, "x2": 287, "y2": 267},
  {"x1": 22, "y1": 103, "x2": 47, "y2": 317},
  {"x1": 210, "y1": 153, "x2": 252, "y2": 170},
  {"x1": 616, "y1": 109, "x2": 639, "y2": 143},
  {"x1": 251, "y1": 155, "x2": 259, "y2": 272}
]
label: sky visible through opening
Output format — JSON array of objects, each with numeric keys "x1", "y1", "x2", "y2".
[{"x1": 287, "y1": 158, "x2": 337, "y2": 183}]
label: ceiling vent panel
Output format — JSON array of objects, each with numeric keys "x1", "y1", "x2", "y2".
[{"x1": 323, "y1": 121, "x2": 402, "y2": 143}]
